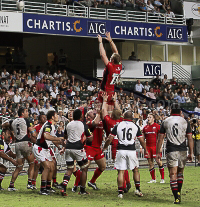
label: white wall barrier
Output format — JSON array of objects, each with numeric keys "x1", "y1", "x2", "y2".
[{"x1": 1, "y1": 140, "x2": 168, "y2": 172}]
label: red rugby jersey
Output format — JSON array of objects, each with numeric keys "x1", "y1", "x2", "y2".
[
  {"x1": 103, "y1": 115, "x2": 123, "y2": 137},
  {"x1": 143, "y1": 123, "x2": 160, "y2": 147},
  {"x1": 87, "y1": 120, "x2": 103, "y2": 148},
  {"x1": 101, "y1": 62, "x2": 122, "y2": 92}
]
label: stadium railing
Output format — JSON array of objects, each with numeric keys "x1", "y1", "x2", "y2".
[{"x1": 0, "y1": 0, "x2": 186, "y2": 25}]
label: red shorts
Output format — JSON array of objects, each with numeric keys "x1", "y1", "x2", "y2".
[
  {"x1": 84, "y1": 145, "x2": 104, "y2": 161},
  {"x1": 112, "y1": 139, "x2": 118, "y2": 160},
  {"x1": 144, "y1": 146, "x2": 162, "y2": 159},
  {"x1": 98, "y1": 91, "x2": 115, "y2": 106}
]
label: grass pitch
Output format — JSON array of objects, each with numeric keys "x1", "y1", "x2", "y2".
[{"x1": 1, "y1": 166, "x2": 200, "y2": 207}]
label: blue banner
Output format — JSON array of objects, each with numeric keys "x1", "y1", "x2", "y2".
[{"x1": 23, "y1": 13, "x2": 188, "y2": 42}]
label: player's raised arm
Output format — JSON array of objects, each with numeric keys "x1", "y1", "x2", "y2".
[
  {"x1": 101, "y1": 92, "x2": 109, "y2": 119},
  {"x1": 98, "y1": 34, "x2": 109, "y2": 66},
  {"x1": 105, "y1": 32, "x2": 118, "y2": 54}
]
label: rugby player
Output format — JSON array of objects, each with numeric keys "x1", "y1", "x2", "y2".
[
  {"x1": 97, "y1": 32, "x2": 122, "y2": 112},
  {"x1": 143, "y1": 113, "x2": 165, "y2": 183},
  {"x1": 156, "y1": 104, "x2": 193, "y2": 204},
  {"x1": 31, "y1": 112, "x2": 47, "y2": 189},
  {"x1": 0, "y1": 129, "x2": 18, "y2": 190},
  {"x1": 33, "y1": 110, "x2": 63, "y2": 195},
  {"x1": 102, "y1": 93, "x2": 131, "y2": 193},
  {"x1": 103, "y1": 111, "x2": 147, "y2": 198},
  {"x1": 85, "y1": 109, "x2": 105, "y2": 190},
  {"x1": 60, "y1": 109, "x2": 93, "y2": 196},
  {"x1": 3, "y1": 107, "x2": 37, "y2": 191}
]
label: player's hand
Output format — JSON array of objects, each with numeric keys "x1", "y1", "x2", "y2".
[
  {"x1": 187, "y1": 153, "x2": 193, "y2": 162},
  {"x1": 12, "y1": 159, "x2": 18, "y2": 167},
  {"x1": 102, "y1": 92, "x2": 108, "y2": 102},
  {"x1": 112, "y1": 92, "x2": 117, "y2": 102},
  {"x1": 97, "y1": 34, "x2": 102, "y2": 43},
  {"x1": 105, "y1": 32, "x2": 112, "y2": 42},
  {"x1": 59, "y1": 148, "x2": 65, "y2": 155},
  {"x1": 156, "y1": 154, "x2": 161, "y2": 165}
]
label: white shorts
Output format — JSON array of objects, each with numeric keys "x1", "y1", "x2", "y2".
[
  {"x1": 65, "y1": 149, "x2": 88, "y2": 168},
  {"x1": 33, "y1": 144, "x2": 52, "y2": 164},
  {"x1": 114, "y1": 150, "x2": 139, "y2": 170}
]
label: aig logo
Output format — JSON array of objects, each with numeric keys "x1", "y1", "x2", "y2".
[
  {"x1": 167, "y1": 27, "x2": 183, "y2": 40},
  {"x1": 87, "y1": 21, "x2": 106, "y2": 35},
  {"x1": 144, "y1": 64, "x2": 161, "y2": 76}
]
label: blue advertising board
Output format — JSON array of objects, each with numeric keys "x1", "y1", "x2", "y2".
[{"x1": 23, "y1": 13, "x2": 188, "y2": 42}]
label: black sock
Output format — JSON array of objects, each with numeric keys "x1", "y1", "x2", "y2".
[
  {"x1": 118, "y1": 186, "x2": 124, "y2": 194},
  {"x1": 28, "y1": 178, "x2": 32, "y2": 185},
  {"x1": 80, "y1": 186, "x2": 86, "y2": 193},
  {"x1": 170, "y1": 180, "x2": 178, "y2": 200},
  {"x1": 0, "y1": 173, "x2": 5, "y2": 187},
  {"x1": 63, "y1": 175, "x2": 70, "y2": 191},
  {"x1": 46, "y1": 180, "x2": 51, "y2": 189},
  {"x1": 135, "y1": 181, "x2": 140, "y2": 191},
  {"x1": 177, "y1": 173, "x2": 183, "y2": 193},
  {"x1": 41, "y1": 180, "x2": 46, "y2": 191},
  {"x1": 9, "y1": 181, "x2": 14, "y2": 188}
]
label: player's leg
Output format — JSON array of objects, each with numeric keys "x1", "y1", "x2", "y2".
[
  {"x1": 88, "y1": 154, "x2": 106, "y2": 190},
  {"x1": 168, "y1": 166, "x2": 179, "y2": 203},
  {"x1": 177, "y1": 167, "x2": 184, "y2": 202},
  {"x1": 123, "y1": 170, "x2": 131, "y2": 193},
  {"x1": 8, "y1": 158, "x2": 25, "y2": 191},
  {"x1": 46, "y1": 161, "x2": 56, "y2": 193},
  {"x1": 52, "y1": 158, "x2": 58, "y2": 188},
  {"x1": 32, "y1": 160, "x2": 40, "y2": 189},
  {"x1": 72, "y1": 164, "x2": 82, "y2": 192},
  {"x1": 117, "y1": 170, "x2": 124, "y2": 198},
  {"x1": 40, "y1": 160, "x2": 52, "y2": 195},
  {"x1": 26, "y1": 152, "x2": 35, "y2": 189},
  {"x1": 133, "y1": 167, "x2": 143, "y2": 197},
  {"x1": 147, "y1": 158, "x2": 156, "y2": 183},
  {"x1": 0, "y1": 164, "x2": 7, "y2": 190},
  {"x1": 156, "y1": 156, "x2": 165, "y2": 183},
  {"x1": 176, "y1": 151, "x2": 187, "y2": 203},
  {"x1": 61, "y1": 149, "x2": 74, "y2": 196}
]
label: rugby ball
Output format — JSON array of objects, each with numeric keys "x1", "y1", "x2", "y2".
[{"x1": 16, "y1": 1, "x2": 24, "y2": 11}]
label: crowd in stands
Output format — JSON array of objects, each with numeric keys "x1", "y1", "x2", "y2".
[
  {"x1": 0, "y1": 66, "x2": 199, "y2": 124},
  {"x1": 53, "y1": 0, "x2": 177, "y2": 17}
]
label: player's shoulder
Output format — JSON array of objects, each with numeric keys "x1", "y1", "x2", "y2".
[{"x1": 0, "y1": 139, "x2": 4, "y2": 146}]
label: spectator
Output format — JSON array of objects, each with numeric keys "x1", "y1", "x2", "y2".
[
  {"x1": 174, "y1": 92, "x2": 185, "y2": 103},
  {"x1": 146, "y1": 88, "x2": 156, "y2": 100},
  {"x1": 56, "y1": 126, "x2": 64, "y2": 138},
  {"x1": 87, "y1": 81, "x2": 95, "y2": 91},
  {"x1": 194, "y1": 102, "x2": 200, "y2": 119},
  {"x1": 135, "y1": 80, "x2": 144, "y2": 93},
  {"x1": 144, "y1": 81, "x2": 150, "y2": 92},
  {"x1": 30, "y1": 103, "x2": 39, "y2": 115},
  {"x1": 128, "y1": 51, "x2": 137, "y2": 60},
  {"x1": 73, "y1": 81, "x2": 80, "y2": 92},
  {"x1": 152, "y1": 74, "x2": 161, "y2": 87},
  {"x1": 13, "y1": 89, "x2": 21, "y2": 103}
]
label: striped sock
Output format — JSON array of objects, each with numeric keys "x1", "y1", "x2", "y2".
[
  {"x1": 135, "y1": 181, "x2": 140, "y2": 191},
  {"x1": 118, "y1": 186, "x2": 124, "y2": 194},
  {"x1": 170, "y1": 180, "x2": 178, "y2": 200},
  {"x1": 177, "y1": 173, "x2": 184, "y2": 192},
  {"x1": 63, "y1": 174, "x2": 70, "y2": 191},
  {"x1": 32, "y1": 179, "x2": 36, "y2": 186}
]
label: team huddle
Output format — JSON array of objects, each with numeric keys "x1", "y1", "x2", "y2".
[{"x1": 0, "y1": 32, "x2": 193, "y2": 204}]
